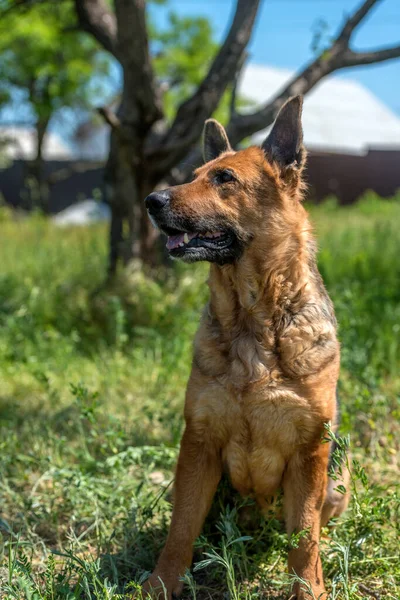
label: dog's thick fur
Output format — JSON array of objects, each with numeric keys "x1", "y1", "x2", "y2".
[{"x1": 142, "y1": 97, "x2": 350, "y2": 599}]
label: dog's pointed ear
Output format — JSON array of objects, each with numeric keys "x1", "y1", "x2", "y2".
[
  {"x1": 262, "y1": 96, "x2": 305, "y2": 170},
  {"x1": 203, "y1": 119, "x2": 232, "y2": 163}
]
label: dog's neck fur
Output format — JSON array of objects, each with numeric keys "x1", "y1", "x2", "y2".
[
  {"x1": 203, "y1": 207, "x2": 334, "y2": 386},
  {"x1": 208, "y1": 203, "x2": 314, "y2": 336}
]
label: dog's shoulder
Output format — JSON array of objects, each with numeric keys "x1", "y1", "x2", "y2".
[{"x1": 277, "y1": 290, "x2": 339, "y2": 379}]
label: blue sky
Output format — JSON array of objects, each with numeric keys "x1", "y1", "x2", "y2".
[
  {"x1": 150, "y1": 0, "x2": 400, "y2": 116},
  {"x1": 2, "y1": 0, "x2": 398, "y2": 142}
]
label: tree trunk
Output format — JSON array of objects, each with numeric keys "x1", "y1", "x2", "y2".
[
  {"x1": 105, "y1": 123, "x2": 162, "y2": 276},
  {"x1": 26, "y1": 117, "x2": 50, "y2": 212},
  {"x1": 75, "y1": 0, "x2": 400, "y2": 275}
]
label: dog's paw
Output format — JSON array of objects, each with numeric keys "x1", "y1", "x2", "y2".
[
  {"x1": 288, "y1": 584, "x2": 327, "y2": 600},
  {"x1": 135, "y1": 572, "x2": 182, "y2": 600}
]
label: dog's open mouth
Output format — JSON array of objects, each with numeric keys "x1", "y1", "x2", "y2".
[
  {"x1": 151, "y1": 220, "x2": 243, "y2": 264},
  {"x1": 165, "y1": 230, "x2": 229, "y2": 252},
  {"x1": 163, "y1": 227, "x2": 233, "y2": 256}
]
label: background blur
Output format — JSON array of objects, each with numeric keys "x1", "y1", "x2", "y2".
[{"x1": 0, "y1": 1, "x2": 399, "y2": 599}]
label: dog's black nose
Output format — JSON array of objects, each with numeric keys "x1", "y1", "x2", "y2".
[{"x1": 145, "y1": 190, "x2": 170, "y2": 214}]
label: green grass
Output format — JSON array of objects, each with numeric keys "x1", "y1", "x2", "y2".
[{"x1": 0, "y1": 191, "x2": 399, "y2": 599}]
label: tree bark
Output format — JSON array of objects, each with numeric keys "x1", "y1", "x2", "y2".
[
  {"x1": 25, "y1": 116, "x2": 51, "y2": 212},
  {"x1": 171, "y1": 0, "x2": 400, "y2": 185},
  {"x1": 75, "y1": 0, "x2": 261, "y2": 270},
  {"x1": 103, "y1": 111, "x2": 161, "y2": 274}
]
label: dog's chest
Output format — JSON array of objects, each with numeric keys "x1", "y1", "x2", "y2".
[
  {"x1": 190, "y1": 379, "x2": 321, "y2": 499},
  {"x1": 195, "y1": 300, "x2": 338, "y2": 385},
  {"x1": 195, "y1": 308, "x2": 282, "y2": 386},
  {"x1": 219, "y1": 385, "x2": 319, "y2": 497},
  {"x1": 227, "y1": 329, "x2": 280, "y2": 386},
  {"x1": 191, "y1": 308, "x2": 338, "y2": 498}
]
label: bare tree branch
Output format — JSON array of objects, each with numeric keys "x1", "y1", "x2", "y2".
[
  {"x1": 170, "y1": 0, "x2": 400, "y2": 184},
  {"x1": 74, "y1": 0, "x2": 117, "y2": 57},
  {"x1": 97, "y1": 106, "x2": 121, "y2": 131},
  {"x1": 230, "y1": 51, "x2": 248, "y2": 120},
  {"x1": 225, "y1": 0, "x2": 400, "y2": 146},
  {"x1": 336, "y1": 0, "x2": 381, "y2": 45},
  {"x1": 226, "y1": 56, "x2": 337, "y2": 147},
  {"x1": 342, "y1": 43, "x2": 400, "y2": 67},
  {"x1": 75, "y1": 0, "x2": 162, "y2": 130},
  {"x1": 146, "y1": 0, "x2": 261, "y2": 177},
  {"x1": 114, "y1": 0, "x2": 162, "y2": 127}
]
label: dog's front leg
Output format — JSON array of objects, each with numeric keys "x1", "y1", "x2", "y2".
[
  {"x1": 283, "y1": 443, "x2": 329, "y2": 600},
  {"x1": 142, "y1": 425, "x2": 222, "y2": 599}
]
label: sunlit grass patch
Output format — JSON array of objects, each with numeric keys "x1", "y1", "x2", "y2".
[{"x1": 1, "y1": 193, "x2": 400, "y2": 598}]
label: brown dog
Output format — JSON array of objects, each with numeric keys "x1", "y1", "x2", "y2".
[{"x1": 143, "y1": 96, "x2": 349, "y2": 599}]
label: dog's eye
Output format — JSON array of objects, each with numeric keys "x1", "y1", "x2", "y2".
[{"x1": 213, "y1": 170, "x2": 236, "y2": 185}]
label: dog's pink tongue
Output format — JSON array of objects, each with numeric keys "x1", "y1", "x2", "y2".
[
  {"x1": 166, "y1": 234, "x2": 185, "y2": 250},
  {"x1": 166, "y1": 232, "x2": 197, "y2": 250}
]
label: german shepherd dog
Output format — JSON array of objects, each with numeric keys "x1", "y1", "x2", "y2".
[{"x1": 143, "y1": 97, "x2": 349, "y2": 600}]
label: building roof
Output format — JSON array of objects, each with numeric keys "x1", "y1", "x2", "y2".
[
  {"x1": 72, "y1": 63, "x2": 400, "y2": 160},
  {"x1": 241, "y1": 64, "x2": 400, "y2": 155},
  {"x1": 0, "y1": 126, "x2": 73, "y2": 160}
]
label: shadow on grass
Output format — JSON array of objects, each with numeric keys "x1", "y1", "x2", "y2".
[{"x1": 98, "y1": 478, "x2": 289, "y2": 600}]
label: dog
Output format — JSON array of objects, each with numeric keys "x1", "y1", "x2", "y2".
[{"x1": 143, "y1": 96, "x2": 350, "y2": 599}]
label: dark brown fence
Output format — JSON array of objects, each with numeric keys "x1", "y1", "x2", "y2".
[
  {"x1": 1, "y1": 149, "x2": 400, "y2": 213},
  {"x1": 305, "y1": 149, "x2": 400, "y2": 204},
  {"x1": 0, "y1": 160, "x2": 104, "y2": 213}
]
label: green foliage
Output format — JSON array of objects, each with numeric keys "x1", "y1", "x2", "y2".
[
  {"x1": 0, "y1": 193, "x2": 400, "y2": 598},
  {"x1": 0, "y1": 2, "x2": 112, "y2": 138},
  {"x1": 152, "y1": 13, "x2": 217, "y2": 100},
  {"x1": 151, "y1": 10, "x2": 251, "y2": 123},
  {"x1": 0, "y1": 0, "x2": 247, "y2": 146}
]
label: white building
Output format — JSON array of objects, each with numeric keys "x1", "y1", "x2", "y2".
[
  {"x1": 242, "y1": 64, "x2": 400, "y2": 155},
  {"x1": 73, "y1": 63, "x2": 400, "y2": 160},
  {"x1": 0, "y1": 126, "x2": 73, "y2": 160}
]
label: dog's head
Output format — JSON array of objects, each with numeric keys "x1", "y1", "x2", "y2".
[{"x1": 145, "y1": 96, "x2": 306, "y2": 264}]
